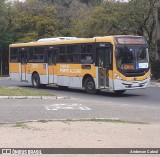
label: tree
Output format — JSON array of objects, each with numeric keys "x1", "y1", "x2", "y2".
[
  {"x1": 124, "y1": 0, "x2": 158, "y2": 61},
  {"x1": 0, "y1": 0, "x2": 11, "y2": 75},
  {"x1": 0, "y1": 0, "x2": 7, "y2": 48},
  {"x1": 7, "y1": 0, "x2": 60, "y2": 42},
  {"x1": 71, "y1": 1, "x2": 128, "y2": 37},
  {"x1": 80, "y1": 0, "x2": 103, "y2": 6}
]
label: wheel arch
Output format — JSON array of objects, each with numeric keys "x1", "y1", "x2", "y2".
[
  {"x1": 31, "y1": 71, "x2": 41, "y2": 88},
  {"x1": 82, "y1": 74, "x2": 94, "y2": 87},
  {"x1": 32, "y1": 71, "x2": 39, "y2": 79}
]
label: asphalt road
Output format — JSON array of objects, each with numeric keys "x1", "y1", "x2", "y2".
[{"x1": 0, "y1": 79, "x2": 160, "y2": 123}]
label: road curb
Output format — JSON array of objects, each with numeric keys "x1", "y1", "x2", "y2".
[
  {"x1": 0, "y1": 77, "x2": 10, "y2": 80},
  {"x1": 150, "y1": 82, "x2": 160, "y2": 87},
  {"x1": 0, "y1": 96, "x2": 70, "y2": 100}
]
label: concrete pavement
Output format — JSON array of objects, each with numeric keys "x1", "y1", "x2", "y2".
[
  {"x1": 0, "y1": 96, "x2": 160, "y2": 123},
  {"x1": 1, "y1": 76, "x2": 160, "y2": 123},
  {"x1": 0, "y1": 76, "x2": 160, "y2": 157},
  {"x1": 0, "y1": 121, "x2": 160, "y2": 157},
  {"x1": 150, "y1": 80, "x2": 160, "y2": 87}
]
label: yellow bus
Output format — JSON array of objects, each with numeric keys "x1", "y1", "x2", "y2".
[{"x1": 9, "y1": 35, "x2": 150, "y2": 94}]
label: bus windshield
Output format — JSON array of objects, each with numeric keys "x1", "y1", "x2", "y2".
[{"x1": 116, "y1": 45, "x2": 149, "y2": 70}]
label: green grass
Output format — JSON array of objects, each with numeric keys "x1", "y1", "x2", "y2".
[
  {"x1": 13, "y1": 122, "x2": 40, "y2": 130},
  {"x1": 37, "y1": 119, "x2": 148, "y2": 125},
  {"x1": 0, "y1": 86, "x2": 54, "y2": 96},
  {"x1": 37, "y1": 120, "x2": 49, "y2": 123},
  {"x1": 14, "y1": 122, "x2": 29, "y2": 129},
  {"x1": 87, "y1": 118, "x2": 148, "y2": 124}
]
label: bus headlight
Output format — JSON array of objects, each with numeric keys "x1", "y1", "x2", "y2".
[{"x1": 114, "y1": 73, "x2": 122, "y2": 80}]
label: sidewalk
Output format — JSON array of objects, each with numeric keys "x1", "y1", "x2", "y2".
[
  {"x1": 0, "y1": 77, "x2": 160, "y2": 157},
  {"x1": 0, "y1": 121, "x2": 160, "y2": 157},
  {"x1": 150, "y1": 80, "x2": 160, "y2": 87}
]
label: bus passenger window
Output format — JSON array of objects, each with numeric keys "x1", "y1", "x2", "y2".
[
  {"x1": 59, "y1": 47, "x2": 66, "y2": 63},
  {"x1": 81, "y1": 55, "x2": 93, "y2": 64},
  {"x1": 80, "y1": 44, "x2": 93, "y2": 64},
  {"x1": 66, "y1": 45, "x2": 80, "y2": 63},
  {"x1": 48, "y1": 52, "x2": 52, "y2": 64},
  {"x1": 10, "y1": 49, "x2": 19, "y2": 63},
  {"x1": 28, "y1": 48, "x2": 34, "y2": 62},
  {"x1": 59, "y1": 55, "x2": 65, "y2": 62},
  {"x1": 33, "y1": 47, "x2": 45, "y2": 63},
  {"x1": 20, "y1": 51, "x2": 26, "y2": 63}
]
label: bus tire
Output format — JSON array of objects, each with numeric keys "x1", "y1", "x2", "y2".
[
  {"x1": 84, "y1": 77, "x2": 97, "y2": 94},
  {"x1": 114, "y1": 90, "x2": 126, "y2": 95},
  {"x1": 32, "y1": 73, "x2": 40, "y2": 88}
]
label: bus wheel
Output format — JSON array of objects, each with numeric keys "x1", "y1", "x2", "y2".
[
  {"x1": 114, "y1": 90, "x2": 126, "y2": 95},
  {"x1": 84, "y1": 77, "x2": 97, "y2": 94},
  {"x1": 32, "y1": 73, "x2": 40, "y2": 88}
]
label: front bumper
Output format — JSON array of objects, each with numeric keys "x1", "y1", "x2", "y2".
[{"x1": 113, "y1": 76, "x2": 150, "y2": 91}]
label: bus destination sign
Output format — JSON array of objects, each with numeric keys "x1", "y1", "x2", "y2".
[{"x1": 116, "y1": 37, "x2": 146, "y2": 45}]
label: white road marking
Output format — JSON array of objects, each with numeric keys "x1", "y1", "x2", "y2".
[
  {"x1": 45, "y1": 104, "x2": 91, "y2": 111},
  {"x1": 120, "y1": 104, "x2": 128, "y2": 106},
  {"x1": 119, "y1": 103, "x2": 160, "y2": 109}
]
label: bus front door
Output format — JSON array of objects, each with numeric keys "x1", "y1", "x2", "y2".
[
  {"x1": 47, "y1": 48, "x2": 57, "y2": 84},
  {"x1": 96, "y1": 46, "x2": 112, "y2": 88},
  {"x1": 20, "y1": 50, "x2": 27, "y2": 81}
]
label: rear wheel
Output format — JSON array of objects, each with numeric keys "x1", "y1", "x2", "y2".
[
  {"x1": 84, "y1": 77, "x2": 97, "y2": 94},
  {"x1": 32, "y1": 73, "x2": 40, "y2": 88}
]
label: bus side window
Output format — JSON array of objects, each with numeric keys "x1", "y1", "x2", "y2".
[
  {"x1": 80, "y1": 44, "x2": 93, "y2": 64},
  {"x1": 66, "y1": 46, "x2": 73, "y2": 62},
  {"x1": 59, "y1": 56, "x2": 65, "y2": 62},
  {"x1": 59, "y1": 47, "x2": 66, "y2": 63},
  {"x1": 53, "y1": 49, "x2": 58, "y2": 64},
  {"x1": 66, "y1": 45, "x2": 80, "y2": 63},
  {"x1": 33, "y1": 47, "x2": 45, "y2": 63},
  {"x1": 48, "y1": 50, "x2": 52, "y2": 64},
  {"x1": 28, "y1": 48, "x2": 34, "y2": 62},
  {"x1": 10, "y1": 48, "x2": 19, "y2": 63}
]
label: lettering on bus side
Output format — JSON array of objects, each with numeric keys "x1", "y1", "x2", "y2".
[
  {"x1": 60, "y1": 65, "x2": 82, "y2": 74},
  {"x1": 70, "y1": 69, "x2": 81, "y2": 74},
  {"x1": 32, "y1": 64, "x2": 38, "y2": 69}
]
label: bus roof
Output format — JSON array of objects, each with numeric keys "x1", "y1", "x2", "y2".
[
  {"x1": 9, "y1": 35, "x2": 144, "y2": 48},
  {"x1": 10, "y1": 37, "x2": 96, "y2": 48}
]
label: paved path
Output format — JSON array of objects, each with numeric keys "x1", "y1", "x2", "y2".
[
  {"x1": 0, "y1": 78, "x2": 160, "y2": 123},
  {"x1": 0, "y1": 98, "x2": 160, "y2": 123}
]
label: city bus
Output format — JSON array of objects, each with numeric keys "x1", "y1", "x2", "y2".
[{"x1": 9, "y1": 35, "x2": 150, "y2": 94}]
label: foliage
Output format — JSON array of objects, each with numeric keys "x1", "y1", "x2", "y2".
[
  {"x1": 3, "y1": 0, "x2": 158, "y2": 48},
  {"x1": 0, "y1": 0, "x2": 159, "y2": 76},
  {"x1": 126, "y1": 0, "x2": 157, "y2": 59},
  {"x1": 151, "y1": 60, "x2": 160, "y2": 79},
  {"x1": 72, "y1": 1, "x2": 130, "y2": 37},
  {"x1": 0, "y1": 0, "x2": 10, "y2": 49},
  {"x1": 7, "y1": 0, "x2": 60, "y2": 42}
]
